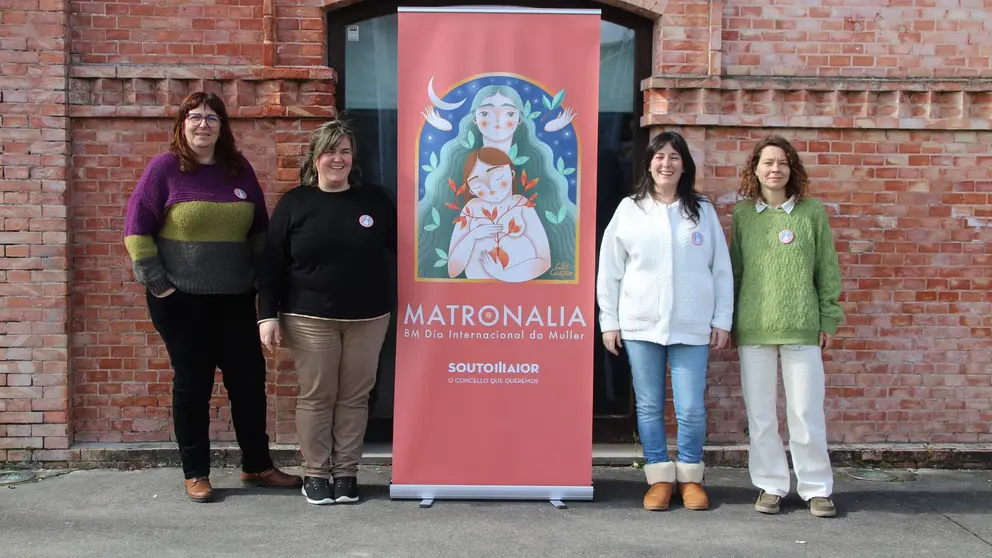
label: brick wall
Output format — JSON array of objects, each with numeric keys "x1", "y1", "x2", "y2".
[
  {"x1": 1, "y1": 0, "x2": 991, "y2": 463},
  {"x1": 689, "y1": 124, "x2": 992, "y2": 443},
  {"x1": 0, "y1": 0, "x2": 73, "y2": 461},
  {"x1": 67, "y1": 69, "x2": 334, "y2": 444},
  {"x1": 69, "y1": 0, "x2": 267, "y2": 66},
  {"x1": 722, "y1": 1, "x2": 992, "y2": 78}
]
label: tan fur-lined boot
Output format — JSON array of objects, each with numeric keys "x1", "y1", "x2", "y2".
[
  {"x1": 676, "y1": 461, "x2": 709, "y2": 510},
  {"x1": 642, "y1": 461, "x2": 676, "y2": 511}
]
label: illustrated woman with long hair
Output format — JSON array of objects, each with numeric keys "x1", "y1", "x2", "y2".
[{"x1": 419, "y1": 84, "x2": 575, "y2": 280}]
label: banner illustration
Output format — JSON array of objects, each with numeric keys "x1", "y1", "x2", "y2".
[
  {"x1": 416, "y1": 75, "x2": 580, "y2": 284},
  {"x1": 393, "y1": 7, "x2": 601, "y2": 503}
]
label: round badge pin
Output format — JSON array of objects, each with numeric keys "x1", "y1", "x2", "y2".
[
  {"x1": 691, "y1": 231, "x2": 704, "y2": 246},
  {"x1": 779, "y1": 229, "x2": 795, "y2": 244},
  {"x1": 234, "y1": 188, "x2": 247, "y2": 200},
  {"x1": 359, "y1": 215, "x2": 374, "y2": 228}
]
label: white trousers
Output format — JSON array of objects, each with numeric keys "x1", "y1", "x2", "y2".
[{"x1": 739, "y1": 344, "x2": 833, "y2": 500}]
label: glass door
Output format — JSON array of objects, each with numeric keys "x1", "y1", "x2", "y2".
[{"x1": 331, "y1": 3, "x2": 650, "y2": 442}]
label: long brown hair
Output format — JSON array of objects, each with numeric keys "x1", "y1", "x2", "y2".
[
  {"x1": 738, "y1": 136, "x2": 809, "y2": 203},
  {"x1": 299, "y1": 119, "x2": 361, "y2": 188},
  {"x1": 169, "y1": 92, "x2": 242, "y2": 177}
]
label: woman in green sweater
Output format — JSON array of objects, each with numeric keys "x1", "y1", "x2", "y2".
[{"x1": 730, "y1": 136, "x2": 843, "y2": 518}]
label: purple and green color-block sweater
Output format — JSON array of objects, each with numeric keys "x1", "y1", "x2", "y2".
[{"x1": 124, "y1": 153, "x2": 269, "y2": 296}]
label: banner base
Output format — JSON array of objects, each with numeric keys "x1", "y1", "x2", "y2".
[{"x1": 389, "y1": 483, "x2": 593, "y2": 506}]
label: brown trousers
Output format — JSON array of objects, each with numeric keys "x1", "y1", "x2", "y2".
[{"x1": 281, "y1": 313, "x2": 390, "y2": 478}]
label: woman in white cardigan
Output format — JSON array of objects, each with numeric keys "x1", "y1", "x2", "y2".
[{"x1": 597, "y1": 131, "x2": 734, "y2": 512}]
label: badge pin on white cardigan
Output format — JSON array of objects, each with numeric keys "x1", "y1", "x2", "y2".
[{"x1": 691, "y1": 231, "x2": 703, "y2": 246}]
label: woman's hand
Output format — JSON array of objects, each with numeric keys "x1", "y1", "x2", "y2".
[
  {"x1": 544, "y1": 107, "x2": 577, "y2": 132},
  {"x1": 819, "y1": 331, "x2": 834, "y2": 351},
  {"x1": 602, "y1": 330, "x2": 622, "y2": 356},
  {"x1": 710, "y1": 327, "x2": 730, "y2": 349},
  {"x1": 259, "y1": 320, "x2": 282, "y2": 354},
  {"x1": 471, "y1": 223, "x2": 502, "y2": 240},
  {"x1": 153, "y1": 287, "x2": 176, "y2": 298},
  {"x1": 421, "y1": 106, "x2": 452, "y2": 131},
  {"x1": 480, "y1": 250, "x2": 506, "y2": 280}
]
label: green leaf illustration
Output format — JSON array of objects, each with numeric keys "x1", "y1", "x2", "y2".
[
  {"x1": 430, "y1": 152, "x2": 438, "y2": 168},
  {"x1": 528, "y1": 111, "x2": 542, "y2": 120},
  {"x1": 557, "y1": 206, "x2": 566, "y2": 222},
  {"x1": 509, "y1": 144, "x2": 518, "y2": 160},
  {"x1": 435, "y1": 248, "x2": 448, "y2": 260},
  {"x1": 513, "y1": 156, "x2": 530, "y2": 166},
  {"x1": 421, "y1": 164, "x2": 434, "y2": 172},
  {"x1": 557, "y1": 157, "x2": 565, "y2": 172},
  {"x1": 423, "y1": 223, "x2": 439, "y2": 232},
  {"x1": 563, "y1": 167, "x2": 575, "y2": 175},
  {"x1": 545, "y1": 210, "x2": 559, "y2": 224},
  {"x1": 431, "y1": 207, "x2": 440, "y2": 226},
  {"x1": 552, "y1": 89, "x2": 566, "y2": 110},
  {"x1": 433, "y1": 259, "x2": 447, "y2": 268},
  {"x1": 466, "y1": 130, "x2": 475, "y2": 149},
  {"x1": 523, "y1": 100, "x2": 532, "y2": 117},
  {"x1": 542, "y1": 95, "x2": 552, "y2": 110}
]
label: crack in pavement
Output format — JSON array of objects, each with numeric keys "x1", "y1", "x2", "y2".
[{"x1": 919, "y1": 498, "x2": 992, "y2": 548}]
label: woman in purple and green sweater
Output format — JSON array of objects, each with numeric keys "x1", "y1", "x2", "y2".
[
  {"x1": 730, "y1": 136, "x2": 844, "y2": 518},
  {"x1": 124, "y1": 92, "x2": 301, "y2": 503}
]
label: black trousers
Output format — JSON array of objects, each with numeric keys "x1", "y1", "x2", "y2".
[{"x1": 146, "y1": 290, "x2": 274, "y2": 479}]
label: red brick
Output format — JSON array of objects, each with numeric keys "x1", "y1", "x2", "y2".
[
  {"x1": 32, "y1": 449, "x2": 77, "y2": 461},
  {"x1": 0, "y1": 437, "x2": 43, "y2": 449},
  {"x1": 31, "y1": 423, "x2": 66, "y2": 437},
  {"x1": 0, "y1": 412, "x2": 43, "y2": 424}
]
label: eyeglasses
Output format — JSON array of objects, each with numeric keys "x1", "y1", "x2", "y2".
[{"x1": 187, "y1": 113, "x2": 221, "y2": 127}]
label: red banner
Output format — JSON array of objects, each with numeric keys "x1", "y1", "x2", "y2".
[{"x1": 393, "y1": 7, "x2": 600, "y2": 499}]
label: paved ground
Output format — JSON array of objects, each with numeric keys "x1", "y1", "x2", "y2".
[{"x1": 2, "y1": 466, "x2": 990, "y2": 557}]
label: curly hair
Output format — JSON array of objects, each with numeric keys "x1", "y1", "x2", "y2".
[
  {"x1": 169, "y1": 92, "x2": 243, "y2": 177},
  {"x1": 299, "y1": 119, "x2": 361, "y2": 188},
  {"x1": 738, "y1": 136, "x2": 809, "y2": 203}
]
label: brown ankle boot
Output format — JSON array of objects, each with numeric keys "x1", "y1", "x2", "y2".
[
  {"x1": 184, "y1": 477, "x2": 213, "y2": 503},
  {"x1": 644, "y1": 482, "x2": 674, "y2": 511},
  {"x1": 642, "y1": 462, "x2": 676, "y2": 511},
  {"x1": 676, "y1": 461, "x2": 709, "y2": 510},
  {"x1": 241, "y1": 467, "x2": 303, "y2": 488}
]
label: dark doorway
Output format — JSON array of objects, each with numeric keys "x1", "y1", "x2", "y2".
[{"x1": 326, "y1": 1, "x2": 653, "y2": 443}]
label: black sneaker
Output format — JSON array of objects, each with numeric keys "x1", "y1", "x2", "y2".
[
  {"x1": 333, "y1": 476, "x2": 359, "y2": 503},
  {"x1": 302, "y1": 476, "x2": 334, "y2": 505}
]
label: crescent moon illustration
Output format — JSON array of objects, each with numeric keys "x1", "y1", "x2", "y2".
[{"x1": 428, "y1": 76, "x2": 465, "y2": 111}]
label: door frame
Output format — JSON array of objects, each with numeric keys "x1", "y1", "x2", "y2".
[{"x1": 325, "y1": 0, "x2": 653, "y2": 443}]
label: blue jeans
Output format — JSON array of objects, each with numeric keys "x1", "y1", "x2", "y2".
[{"x1": 625, "y1": 340, "x2": 709, "y2": 465}]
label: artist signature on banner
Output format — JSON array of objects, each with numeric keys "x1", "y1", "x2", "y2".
[{"x1": 549, "y1": 262, "x2": 574, "y2": 279}]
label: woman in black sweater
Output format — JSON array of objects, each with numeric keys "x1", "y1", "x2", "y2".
[{"x1": 258, "y1": 119, "x2": 396, "y2": 506}]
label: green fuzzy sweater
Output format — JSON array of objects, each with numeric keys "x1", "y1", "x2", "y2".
[{"x1": 729, "y1": 198, "x2": 844, "y2": 346}]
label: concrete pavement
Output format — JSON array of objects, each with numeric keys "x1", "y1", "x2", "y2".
[{"x1": 2, "y1": 466, "x2": 990, "y2": 557}]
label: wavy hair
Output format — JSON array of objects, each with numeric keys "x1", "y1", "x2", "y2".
[
  {"x1": 633, "y1": 131, "x2": 704, "y2": 224},
  {"x1": 300, "y1": 119, "x2": 361, "y2": 188},
  {"x1": 738, "y1": 136, "x2": 809, "y2": 203},
  {"x1": 169, "y1": 92, "x2": 242, "y2": 177}
]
